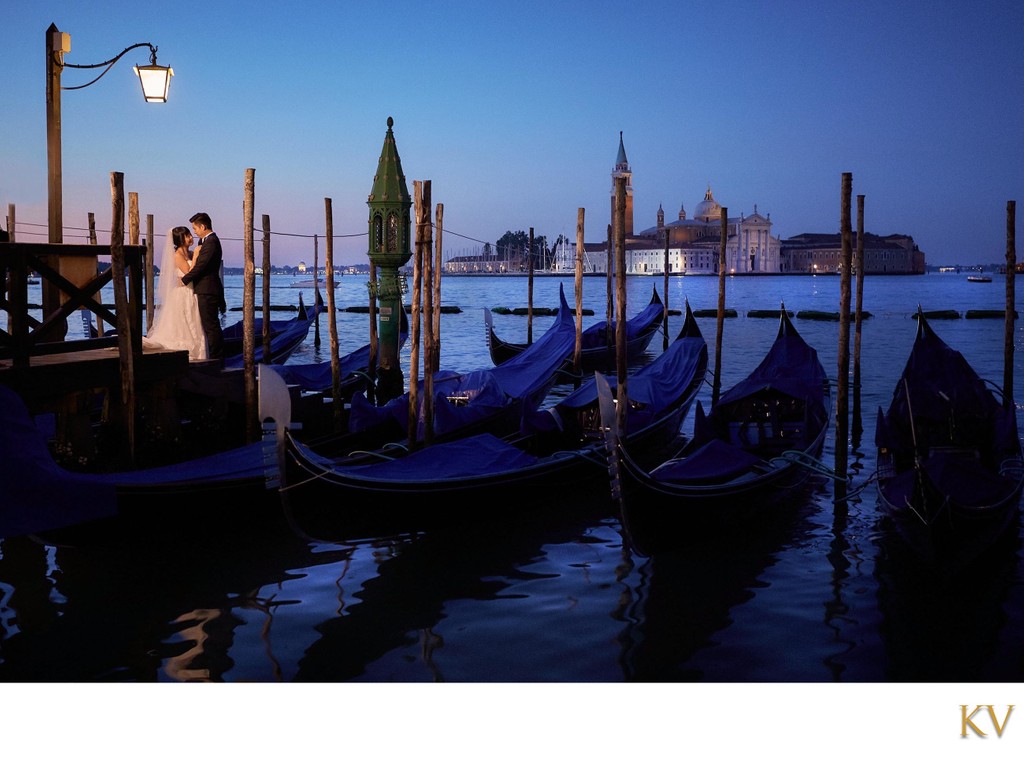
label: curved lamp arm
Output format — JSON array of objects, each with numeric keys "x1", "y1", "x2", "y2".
[{"x1": 58, "y1": 42, "x2": 173, "y2": 102}]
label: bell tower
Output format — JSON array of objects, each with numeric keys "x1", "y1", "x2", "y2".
[
  {"x1": 366, "y1": 116, "x2": 412, "y2": 403},
  {"x1": 610, "y1": 131, "x2": 634, "y2": 238}
]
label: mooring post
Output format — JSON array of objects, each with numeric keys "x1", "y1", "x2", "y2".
[
  {"x1": 243, "y1": 167, "x2": 258, "y2": 443},
  {"x1": 313, "y1": 231, "x2": 320, "y2": 347},
  {"x1": 614, "y1": 177, "x2": 627, "y2": 434},
  {"x1": 712, "y1": 208, "x2": 727, "y2": 408},
  {"x1": 1005, "y1": 200, "x2": 1017, "y2": 409},
  {"x1": 574, "y1": 208, "x2": 585, "y2": 383},
  {"x1": 432, "y1": 202, "x2": 443, "y2": 377},
  {"x1": 605, "y1": 224, "x2": 613, "y2": 351},
  {"x1": 325, "y1": 198, "x2": 343, "y2": 427},
  {"x1": 408, "y1": 180, "x2": 425, "y2": 448},
  {"x1": 262, "y1": 214, "x2": 272, "y2": 363},
  {"x1": 663, "y1": 228, "x2": 670, "y2": 350},
  {"x1": 110, "y1": 171, "x2": 136, "y2": 466},
  {"x1": 145, "y1": 213, "x2": 155, "y2": 333},
  {"x1": 527, "y1": 226, "x2": 534, "y2": 345},
  {"x1": 836, "y1": 172, "x2": 853, "y2": 501},
  {"x1": 421, "y1": 181, "x2": 434, "y2": 446},
  {"x1": 852, "y1": 195, "x2": 865, "y2": 442}
]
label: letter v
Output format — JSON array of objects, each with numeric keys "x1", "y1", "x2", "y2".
[{"x1": 987, "y1": 705, "x2": 1014, "y2": 738}]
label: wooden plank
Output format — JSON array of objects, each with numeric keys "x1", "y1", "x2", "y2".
[{"x1": 0, "y1": 347, "x2": 189, "y2": 411}]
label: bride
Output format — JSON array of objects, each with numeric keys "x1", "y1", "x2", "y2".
[{"x1": 142, "y1": 226, "x2": 209, "y2": 361}]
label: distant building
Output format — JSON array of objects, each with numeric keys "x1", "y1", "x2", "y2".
[
  {"x1": 779, "y1": 232, "x2": 925, "y2": 274},
  {"x1": 551, "y1": 133, "x2": 782, "y2": 275}
]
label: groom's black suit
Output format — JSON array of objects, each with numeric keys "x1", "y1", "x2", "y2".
[{"x1": 181, "y1": 231, "x2": 225, "y2": 359}]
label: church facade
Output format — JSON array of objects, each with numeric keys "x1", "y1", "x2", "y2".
[{"x1": 552, "y1": 132, "x2": 781, "y2": 275}]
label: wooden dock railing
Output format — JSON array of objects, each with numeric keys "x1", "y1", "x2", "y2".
[{"x1": 0, "y1": 241, "x2": 145, "y2": 366}]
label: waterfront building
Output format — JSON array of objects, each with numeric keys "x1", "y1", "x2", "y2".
[
  {"x1": 551, "y1": 133, "x2": 782, "y2": 275},
  {"x1": 779, "y1": 232, "x2": 925, "y2": 274}
]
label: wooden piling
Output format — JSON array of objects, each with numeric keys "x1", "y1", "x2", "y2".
[
  {"x1": 712, "y1": 208, "x2": 727, "y2": 408},
  {"x1": 614, "y1": 177, "x2": 627, "y2": 433},
  {"x1": 88, "y1": 210, "x2": 105, "y2": 337},
  {"x1": 261, "y1": 214, "x2": 272, "y2": 362},
  {"x1": 575, "y1": 209, "x2": 585, "y2": 378},
  {"x1": 6, "y1": 204, "x2": 14, "y2": 241},
  {"x1": 129, "y1": 193, "x2": 140, "y2": 312},
  {"x1": 128, "y1": 192, "x2": 139, "y2": 246},
  {"x1": 313, "y1": 233, "x2": 321, "y2": 346},
  {"x1": 852, "y1": 195, "x2": 865, "y2": 441},
  {"x1": 325, "y1": 198, "x2": 342, "y2": 426},
  {"x1": 109, "y1": 172, "x2": 136, "y2": 466},
  {"x1": 431, "y1": 203, "x2": 443, "y2": 377},
  {"x1": 145, "y1": 213, "x2": 154, "y2": 332},
  {"x1": 836, "y1": 172, "x2": 853, "y2": 495},
  {"x1": 1006, "y1": 200, "x2": 1017, "y2": 409},
  {"x1": 88, "y1": 208, "x2": 104, "y2": 334},
  {"x1": 527, "y1": 227, "x2": 535, "y2": 345},
  {"x1": 662, "y1": 229, "x2": 670, "y2": 351},
  {"x1": 408, "y1": 180, "x2": 425, "y2": 447},
  {"x1": 243, "y1": 168, "x2": 258, "y2": 442},
  {"x1": 606, "y1": 224, "x2": 613, "y2": 350},
  {"x1": 421, "y1": 181, "x2": 435, "y2": 445}
]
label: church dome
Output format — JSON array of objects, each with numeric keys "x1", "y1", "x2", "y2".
[{"x1": 694, "y1": 185, "x2": 721, "y2": 222}]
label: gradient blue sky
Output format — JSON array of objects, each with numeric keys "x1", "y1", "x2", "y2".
[{"x1": 2, "y1": 1, "x2": 1021, "y2": 268}]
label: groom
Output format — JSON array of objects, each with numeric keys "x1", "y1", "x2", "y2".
[{"x1": 182, "y1": 212, "x2": 225, "y2": 360}]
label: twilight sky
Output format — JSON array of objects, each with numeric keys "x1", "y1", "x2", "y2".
[{"x1": 2, "y1": 1, "x2": 1021, "y2": 268}]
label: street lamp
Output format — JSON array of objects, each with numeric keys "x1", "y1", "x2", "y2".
[{"x1": 45, "y1": 22, "x2": 172, "y2": 245}]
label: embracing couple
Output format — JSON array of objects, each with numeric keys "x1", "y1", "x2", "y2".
[{"x1": 142, "y1": 212, "x2": 226, "y2": 362}]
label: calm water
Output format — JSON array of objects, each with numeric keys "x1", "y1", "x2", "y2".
[{"x1": 3, "y1": 271, "x2": 1024, "y2": 692}]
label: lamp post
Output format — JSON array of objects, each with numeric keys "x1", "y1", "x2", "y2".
[
  {"x1": 44, "y1": 22, "x2": 171, "y2": 340},
  {"x1": 45, "y1": 21, "x2": 172, "y2": 245}
]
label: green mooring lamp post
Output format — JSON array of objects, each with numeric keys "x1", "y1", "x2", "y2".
[{"x1": 366, "y1": 116, "x2": 412, "y2": 403}]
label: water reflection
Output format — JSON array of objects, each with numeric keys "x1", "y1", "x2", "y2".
[
  {"x1": 293, "y1": 507, "x2": 613, "y2": 681},
  {"x1": 873, "y1": 509, "x2": 1023, "y2": 681},
  {"x1": 614, "y1": 497, "x2": 813, "y2": 681},
  {"x1": 0, "y1": 504, "x2": 349, "y2": 681}
]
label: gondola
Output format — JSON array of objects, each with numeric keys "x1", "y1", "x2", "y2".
[
  {"x1": 291, "y1": 283, "x2": 582, "y2": 461},
  {"x1": 273, "y1": 300, "x2": 707, "y2": 536},
  {"x1": 272, "y1": 307, "x2": 409, "y2": 402},
  {"x1": 485, "y1": 285, "x2": 664, "y2": 370},
  {"x1": 0, "y1": 378, "x2": 286, "y2": 540},
  {"x1": 601, "y1": 305, "x2": 831, "y2": 537},
  {"x1": 874, "y1": 307, "x2": 1024, "y2": 566},
  {"x1": 221, "y1": 289, "x2": 325, "y2": 368}
]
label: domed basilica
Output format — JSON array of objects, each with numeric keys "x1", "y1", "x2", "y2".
[{"x1": 553, "y1": 132, "x2": 781, "y2": 274}]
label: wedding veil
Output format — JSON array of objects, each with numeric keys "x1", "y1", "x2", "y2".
[{"x1": 152, "y1": 227, "x2": 180, "y2": 330}]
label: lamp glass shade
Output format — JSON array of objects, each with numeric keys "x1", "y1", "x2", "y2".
[{"x1": 133, "y1": 64, "x2": 173, "y2": 103}]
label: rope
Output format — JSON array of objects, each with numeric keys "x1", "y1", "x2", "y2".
[
  {"x1": 13, "y1": 218, "x2": 466, "y2": 243},
  {"x1": 832, "y1": 469, "x2": 879, "y2": 504},
  {"x1": 773, "y1": 449, "x2": 845, "y2": 480},
  {"x1": 278, "y1": 467, "x2": 337, "y2": 492}
]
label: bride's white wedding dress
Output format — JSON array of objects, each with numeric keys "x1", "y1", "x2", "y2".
[
  {"x1": 143, "y1": 280, "x2": 208, "y2": 361},
  {"x1": 143, "y1": 230, "x2": 208, "y2": 361}
]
